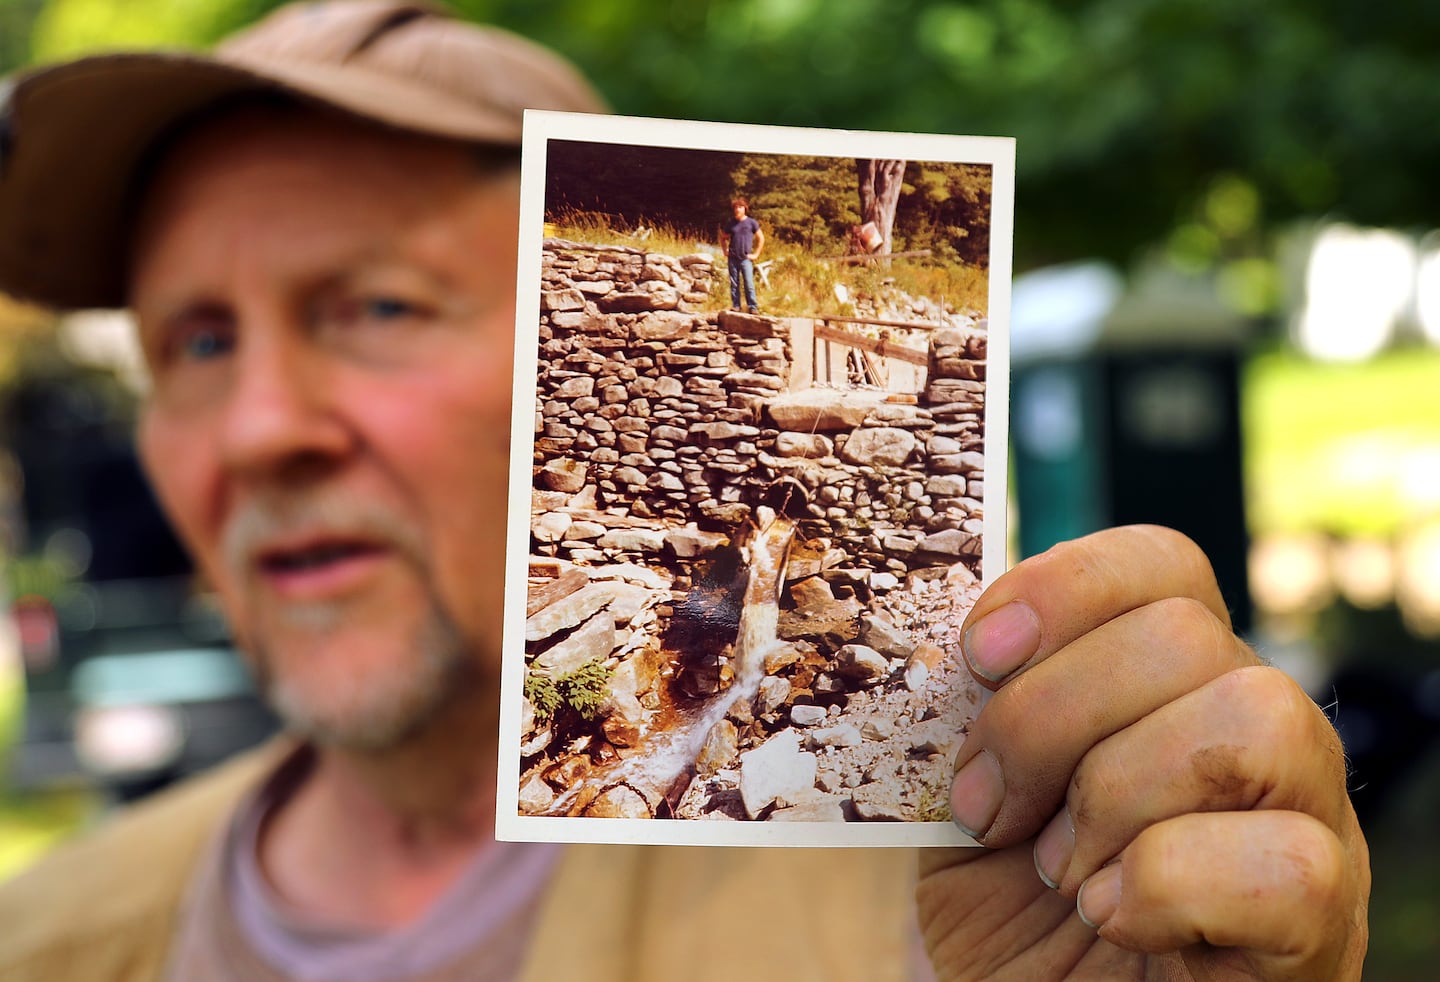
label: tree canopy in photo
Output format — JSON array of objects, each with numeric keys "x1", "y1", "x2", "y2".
[{"x1": 545, "y1": 144, "x2": 993, "y2": 269}]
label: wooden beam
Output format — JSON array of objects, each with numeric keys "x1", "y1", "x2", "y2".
[
  {"x1": 817, "y1": 313, "x2": 949, "y2": 332},
  {"x1": 813, "y1": 322, "x2": 928, "y2": 366}
]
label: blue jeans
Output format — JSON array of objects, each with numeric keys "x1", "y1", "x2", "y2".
[{"x1": 728, "y1": 255, "x2": 757, "y2": 310}]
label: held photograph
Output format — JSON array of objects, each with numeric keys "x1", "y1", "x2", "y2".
[{"x1": 498, "y1": 112, "x2": 1014, "y2": 847}]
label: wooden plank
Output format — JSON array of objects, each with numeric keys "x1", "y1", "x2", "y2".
[
  {"x1": 526, "y1": 565, "x2": 591, "y2": 618},
  {"x1": 812, "y1": 322, "x2": 928, "y2": 366},
  {"x1": 818, "y1": 314, "x2": 949, "y2": 332}
]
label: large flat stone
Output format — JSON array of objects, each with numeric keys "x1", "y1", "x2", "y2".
[
  {"x1": 525, "y1": 582, "x2": 616, "y2": 642},
  {"x1": 839, "y1": 426, "x2": 917, "y2": 467},
  {"x1": 767, "y1": 389, "x2": 894, "y2": 432},
  {"x1": 532, "y1": 609, "x2": 615, "y2": 675}
]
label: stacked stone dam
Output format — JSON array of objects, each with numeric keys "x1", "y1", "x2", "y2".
[{"x1": 533, "y1": 239, "x2": 989, "y2": 583}]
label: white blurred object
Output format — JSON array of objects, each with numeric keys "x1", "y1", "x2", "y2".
[
  {"x1": 1296, "y1": 224, "x2": 1416, "y2": 362},
  {"x1": 58, "y1": 309, "x2": 149, "y2": 393},
  {"x1": 1398, "y1": 520, "x2": 1440, "y2": 636},
  {"x1": 1011, "y1": 261, "x2": 1123, "y2": 361},
  {"x1": 75, "y1": 703, "x2": 184, "y2": 777},
  {"x1": 1249, "y1": 533, "x2": 1333, "y2": 615}
]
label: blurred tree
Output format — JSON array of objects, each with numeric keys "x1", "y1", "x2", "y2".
[
  {"x1": 7, "y1": 0, "x2": 1440, "y2": 274},
  {"x1": 0, "y1": 0, "x2": 43, "y2": 74}
]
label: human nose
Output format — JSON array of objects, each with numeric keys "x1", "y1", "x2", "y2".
[{"x1": 216, "y1": 326, "x2": 352, "y2": 480}]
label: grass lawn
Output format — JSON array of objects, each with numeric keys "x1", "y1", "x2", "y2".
[
  {"x1": 0, "y1": 665, "x2": 100, "y2": 884},
  {"x1": 1244, "y1": 346, "x2": 1440, "y2": 537}
]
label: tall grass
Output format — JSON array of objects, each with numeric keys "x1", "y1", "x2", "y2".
[{"x1": 545, "y1": 209, "x2": 989, "y2": 320}]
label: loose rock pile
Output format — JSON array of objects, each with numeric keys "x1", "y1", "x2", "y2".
[{"x1": 519, "y1": 546, "x2": 985, "y2": 822}]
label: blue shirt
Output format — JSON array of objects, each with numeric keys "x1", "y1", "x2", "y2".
[{"x1": 724, "y1": 215, "x2": 760, "y2": 259}]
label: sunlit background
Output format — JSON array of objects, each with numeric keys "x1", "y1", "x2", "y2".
[{"x1": 1, "y1": 1, "x2": 1438, "y2": 975}]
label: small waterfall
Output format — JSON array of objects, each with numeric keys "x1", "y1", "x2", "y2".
[{"x1": 544, "y1": 509, "x2": 796, "y2": 817}]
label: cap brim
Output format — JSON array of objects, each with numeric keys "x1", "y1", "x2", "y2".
[{"x1": 0, "y1": 50, "x2": 527, "y2": 311}]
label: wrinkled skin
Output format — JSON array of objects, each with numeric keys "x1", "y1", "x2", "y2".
[{"x1": 918, "y1": 525, "x2": 1370, "y2": 980}]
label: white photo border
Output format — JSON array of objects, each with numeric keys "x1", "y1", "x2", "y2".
[{"x1": 498, "y1": 111, "x2": 1013, "y2": 847}]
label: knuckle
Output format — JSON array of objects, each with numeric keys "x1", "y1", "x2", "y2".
[
  {"x1": 1146, "y1": 594, "x2": 1219, "y2": 639},
  {"x1": 1287, "y1": 815, "x2": 1350, "y2": 914},
  {"x1": 976, "y1": 680, "x2": 1032, "y2": 754},
  {"x1": 1141, "y1": 595, "x2": 1240, "y2": 671},
  {"x1": 1224, "y1": 665, "x2": 1317, "y2": 741}
]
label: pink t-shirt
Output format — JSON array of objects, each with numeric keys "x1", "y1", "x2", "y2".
[{"x1": 165, "y1": 747, "x2": 561, "y2": 982}]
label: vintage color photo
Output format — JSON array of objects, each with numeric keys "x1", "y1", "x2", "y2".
[{"x1": 498, "y1": 112, "x2": 1013, "y2": 847}]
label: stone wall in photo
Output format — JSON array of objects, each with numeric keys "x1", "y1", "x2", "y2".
[{"x1": 532, "y1": 239, "x2": 989, "y2": 587}]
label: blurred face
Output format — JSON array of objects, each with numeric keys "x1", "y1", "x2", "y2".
[
  {"x1": 130, "y1": 110, "x2": 520, "y2": 751},
  {"x1": 732, "y1": 202, "x2": 746, "y2": 219}
]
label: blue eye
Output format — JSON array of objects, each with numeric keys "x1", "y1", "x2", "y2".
[
  {"x1": 362, "y1": 297, "x2": 415, "y2": 320},
  {"x1": 179, "y1": 327, "x2": 234, "y2": 361}
]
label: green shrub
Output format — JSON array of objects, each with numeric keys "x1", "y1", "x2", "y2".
[
  {"x1": 558, "y1": 658, "x2": 614, "y2": 720},
  {"x1": 523, "y1": 672, "x2": 562, "y2": 722},
  {"x1": 524, "y1": 658, "x2": 615, "y2": 723}
]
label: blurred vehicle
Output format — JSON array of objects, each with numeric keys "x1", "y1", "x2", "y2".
[
  {"x1": 12, "y1": 576, "x2": 277, "y2": 802},
  {"x1": 5, "y1": 365, "x2": 278, "y2": 802}
]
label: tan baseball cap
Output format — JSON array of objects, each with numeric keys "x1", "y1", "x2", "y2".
[{"x1": 0, "y1": 0, "x2": 607, "y2": 310}]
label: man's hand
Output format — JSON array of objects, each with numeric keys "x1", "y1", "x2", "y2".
[{"x1": 917, "y1": 526, "x2": 1370, "y2": 980}]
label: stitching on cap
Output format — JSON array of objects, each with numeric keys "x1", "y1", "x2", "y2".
[{"x1": 343, "y1": 4, "x2": 433, "y2": 61}]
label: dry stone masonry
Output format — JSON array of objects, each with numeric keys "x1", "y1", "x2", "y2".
[{"x1": 534, "y1": 239, "x2": 987, "y2": 577}]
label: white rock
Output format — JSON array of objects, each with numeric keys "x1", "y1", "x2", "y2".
[
  {"x1": 907, "y1": 719, "x2": 958, "y2": 757},
  {"x1": 809, "y1": 724, "x2": 862, "y2": 748},
  {"x1": 755, "y1": 676, "x2": 791, "y2": 717},
  {"x1": 868, "y1": 572, "x2": 900, "y2": 592},
  {"x1": 862, "y1": 718, "x2": 896, "y2": 741},
  {"x1": 835, "y1": 644, "x2": 890, "y2": 685},
  {"x1": 768, "y1": 795, "x2": 847, "y2": 822},
  {"x1": 739, "y1": 730, "x2": 818, "y2": 818},
  {"x1": 518, "y1": 771, "x2": 556, "y2": 815},
  {"x1": 531, "y1": 511, "x2": 572, "y2": 544},
  {"x1": 790, "y1": 704, "x2": 827, "y2": 726},
  {"x1": 903, "y1": 661, "x2": 929, "y2": 692}
]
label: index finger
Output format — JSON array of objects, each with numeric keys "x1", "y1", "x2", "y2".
[{"x1": 959, "y1": 525, "x2": 1230, "y2": 686}]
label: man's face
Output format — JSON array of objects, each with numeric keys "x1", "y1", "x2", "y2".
[
  {"x1": 733, "y1": 203, "x2": 746, "y2": 220},
  {"x1": 130, "y1": 110, "x2": 520, "y2": 750}
]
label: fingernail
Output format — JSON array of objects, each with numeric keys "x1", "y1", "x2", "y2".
[
  {"x1": 1077, "y1": 864, "x2": 1121, "y2": 930},
  {"x1": 1033, "y1": 807, "x2": 1075, "y2": 890},
  {"x1": 950, "y1": 749, "x2": 1004, "y2": 839},
  {"x1": 963, "y1": 601, "x2": 1041, "y2": 682}
]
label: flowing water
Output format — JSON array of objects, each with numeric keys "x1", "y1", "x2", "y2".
[{"x1": 544, "y1": 510, "x2": 796, "y2": 817}]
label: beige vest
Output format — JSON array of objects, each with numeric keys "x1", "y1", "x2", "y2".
[{"x1": 0, "y1": 742, "x2": 916, "y2": 981}]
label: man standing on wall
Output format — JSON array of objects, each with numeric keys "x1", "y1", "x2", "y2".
[{"x1": 722, "y1": 197, "x2": 764, "y2": 313}]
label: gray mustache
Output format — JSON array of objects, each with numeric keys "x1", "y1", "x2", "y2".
[{"x1": 221, "y1": 490, "x2": 425, "y2": 582}]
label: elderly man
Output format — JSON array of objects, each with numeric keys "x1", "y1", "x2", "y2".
[{"x1": 0, "y1": 2, "x2": 1368, "y2": 980}]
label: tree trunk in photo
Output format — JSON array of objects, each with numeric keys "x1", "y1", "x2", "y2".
[{"x1": 856, "y1": 158, "x2": 906, "y2": 254}]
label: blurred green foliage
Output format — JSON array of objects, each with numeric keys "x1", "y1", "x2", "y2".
[{"x1": 5, "y1": 0, "x2": 1440, "y2": 272}]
